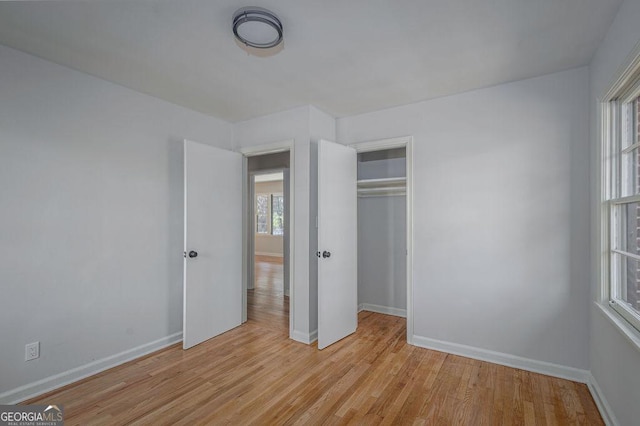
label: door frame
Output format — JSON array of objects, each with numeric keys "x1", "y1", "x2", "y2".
[
  {"x1": 348, "y1": 136, "x2": 414, "y2": 344},
  {"x1": 240, "y1": 140, "x2": 295, "y2": 339}
]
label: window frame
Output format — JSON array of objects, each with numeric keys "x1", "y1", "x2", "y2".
[{"x1": 602, "y1": 65, "x2": 640, "y2": 335}]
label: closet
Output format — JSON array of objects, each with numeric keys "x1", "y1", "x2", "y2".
[{"x1": 357, "y1": 148, "x2": 407, "y2": 317}]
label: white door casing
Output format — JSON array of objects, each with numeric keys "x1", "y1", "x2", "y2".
[
  {"x1": 183, "y1": 139, "x2": 243, "y2": 349},
  {"x1": 283, "y1": 168, "x2": 290, "y2": 297},
  {"x1": 317, "y1": 139, "x2": 358, "y2": 349}
]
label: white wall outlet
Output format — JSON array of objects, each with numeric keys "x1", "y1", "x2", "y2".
[{"x1": 25, "y1": 341, "x2": 39, "y2": 361}]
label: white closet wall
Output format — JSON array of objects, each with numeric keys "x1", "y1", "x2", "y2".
[{"x1": 358, "y1": 152, "x2": 407, "y2": 314}]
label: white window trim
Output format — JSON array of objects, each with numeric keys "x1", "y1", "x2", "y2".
[{"x1": 599, "y1": 40, "x2": 640, "y2": 349}]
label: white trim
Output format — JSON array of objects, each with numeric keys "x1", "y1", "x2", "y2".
[
  {"x1": 601, "y1": 39, "x2": 640, "y2": 101},
  {"x1": 609, "y1": 194, "x2": 640, "y2": 204},
  {"x1": 349, "y1": 136, "x2": 414, "y2": 344},
  {"x1": 357, "y1": 177, "x2": 406, "y2": 186},
  {"x1": 598, "y1": 102, "x2": 611, "y2": 304},
  {"x1": 411, "y1": 334, "x2": 590, "y2": 383},
  {"x1": 243, "y1": 165, "x2": 253, "y2": 316},
  {"x1": 621, "y1": 141, "x2": 640, "y2": 154},
  {"x1": 611, "y1": 249, "x2": 640, "y2": 262},
  {"x1": 0, "y1": 332, "x2": 182, "y2": 405},
  {"x1": 239, "y1": 139, "x2": 294, "y2": 156},
  {"x1": 406, "y1": 140, "x2": 414, "y2": 344},
  {"x1": 240, "y1": 139, "x2": 296, "y2": 340},
  {"x1": 358, "y1": 303, "x2": 406, "y2": 318},
  {"x1": 358, "y1": 192, "x2": 406, "y2": 198},
  {"x1": 255, "y1": 251, "x2": 284, "y2": 258},
  {"x1": 291, "y1": 329, "x2": 318, "y2": 344},
  {"x1": 596, "y1": 302, "x2": 640, "y2": 352},
  {"x1": 588, "y1": 373, "x2": 620, "y2": 426},
  {"x1": 349, "y1": 136, "x2": 412, "y2": 153}
]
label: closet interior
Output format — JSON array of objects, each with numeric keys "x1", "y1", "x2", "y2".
[{"x1": 357, "y1": 147, "x2": 407, "y2": 317}]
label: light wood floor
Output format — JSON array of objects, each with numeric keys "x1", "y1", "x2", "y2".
[
  {"x1": 25, "y1": 258, "x2": 603, "y2": 425},
  {"x1": 248, "y1": 255, "x2": 288, "y2": 334}
]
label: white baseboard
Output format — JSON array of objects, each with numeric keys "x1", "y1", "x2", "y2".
[
  {"x1": 411, "y1": 334, "x2": 589, "y2": 383},
  {"x1": 0, "y1": 332, "x2": 183, "y2": 405},
  {"x1": 255, "y1": 251, "x2": 284, "y2": 257},
  {"x1": 587, "y1": 373, "x2": 619, "y2": 426},
  {"x1": 358, "y1": 303, "x2": 406, "y2": 318},
  {"x1": 291, "y1": 329, "x2": 318, "y2": 345}
]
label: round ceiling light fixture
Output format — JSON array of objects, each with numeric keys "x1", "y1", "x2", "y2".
[{"x1": 232, "y1": 7, "x2": 283, "y2": 50}]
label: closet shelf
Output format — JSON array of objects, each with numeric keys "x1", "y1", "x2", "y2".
[{"x1": 357, "y1": 177, "x2": 406, "y2": 197}]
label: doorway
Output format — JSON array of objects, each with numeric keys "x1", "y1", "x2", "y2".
[
  {"x1": 351, "y1": 137, "x2": 413, "y2": 343},
  {"x1": 356, "y1": 147, "x2": 407, "y2": 316},
  {"x1": 316, "y1": 137, "x2": 413, "y2": 349},
  {"x1": 244, "y1": 151, "x2": 291, "y2": 335}
]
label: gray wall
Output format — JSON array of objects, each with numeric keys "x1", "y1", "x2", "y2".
[
  {"x1": 0, "y1": 44, "x2": 232, "y2": 398},
  {"x1": 357, "y1": 157, "x2": 406, "y2": 180},
  {"x1": 357, "y1": 155, "x2": 407, "y2": 311},
  {"x1": 358, "y1": 196, "x2": 407, "y2": 310},
  {"x1": 589, "y1": 0, "x2": 640, "y2": 424},
  {"x1": 338, "y1": 66, "x2": 591, "y2": 370}
]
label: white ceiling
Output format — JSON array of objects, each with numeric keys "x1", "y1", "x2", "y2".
[
  {"x1": 255, "y1": 172, "x2": 283, "y2": 183},
  {"x1": 0, "y1": 0, "x2": 622, "y2": 122}
]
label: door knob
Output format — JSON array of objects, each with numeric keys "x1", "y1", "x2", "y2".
[
  {"x1": 188, "y1": 250, "x2": 198, "y2": 258},
  {"x1": 322, "y1": 251, "x2": 331, "y2": 258}
]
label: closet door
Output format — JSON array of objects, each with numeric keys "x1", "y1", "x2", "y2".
[{"x1": 317, "y1": 139, "x2": 357, "y2": 349}]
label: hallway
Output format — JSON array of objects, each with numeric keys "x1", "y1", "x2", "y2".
[{"x1": 247, "y1": 255, "x2": 288, "y2": 334}]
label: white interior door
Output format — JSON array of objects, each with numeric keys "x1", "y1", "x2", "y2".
[
  {"x1": 183, "y1": 139, "x2": 242, "y2": 349},
  {"x1": 317, "y1": 139, "x2": 358, "y2": 349}
]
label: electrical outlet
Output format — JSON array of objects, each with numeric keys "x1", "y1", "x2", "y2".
[{"x1": 25, "y1": 342, "x2": 39, "y2": 361}]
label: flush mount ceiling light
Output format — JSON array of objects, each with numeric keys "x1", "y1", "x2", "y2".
[{"x1": 233, "y1": 7, "x2": 283, "y2": 50}]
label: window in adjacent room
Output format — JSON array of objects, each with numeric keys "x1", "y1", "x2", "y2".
[
  {"x1": 256, "y1": 194, "x2": 269, "y2": 234},
  {"x1": 255, "y1": 192, "x2": 284, "y2": 235},
  {"x1": 271, "y1": 195, "x2": 284, "y2": 235}
]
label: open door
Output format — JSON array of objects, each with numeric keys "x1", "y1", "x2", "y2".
[
  {"x1": 317, "y1": 139, "x2": 358, "y2": 349},
  {"x1": 183, "y1": 139, "x2": 242, "y2": 349}
]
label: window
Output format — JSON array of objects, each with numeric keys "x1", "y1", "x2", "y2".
[
  {"x1": 605, "y1": 75, "x2": 640, "y2": 333},
  {"x1": 256, "y1": 194, "x2": 269, "y2": 234},
  {"x1": 255, "y1": 193, "x2": 284, "y2": 235},
  {"x1": 272, "y1": 195, "x2": 284, "y2": 235}
]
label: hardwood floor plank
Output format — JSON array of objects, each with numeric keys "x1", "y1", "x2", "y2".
[{"x1": 22, "y1": 256, "x2": 603, "y2": 425}]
